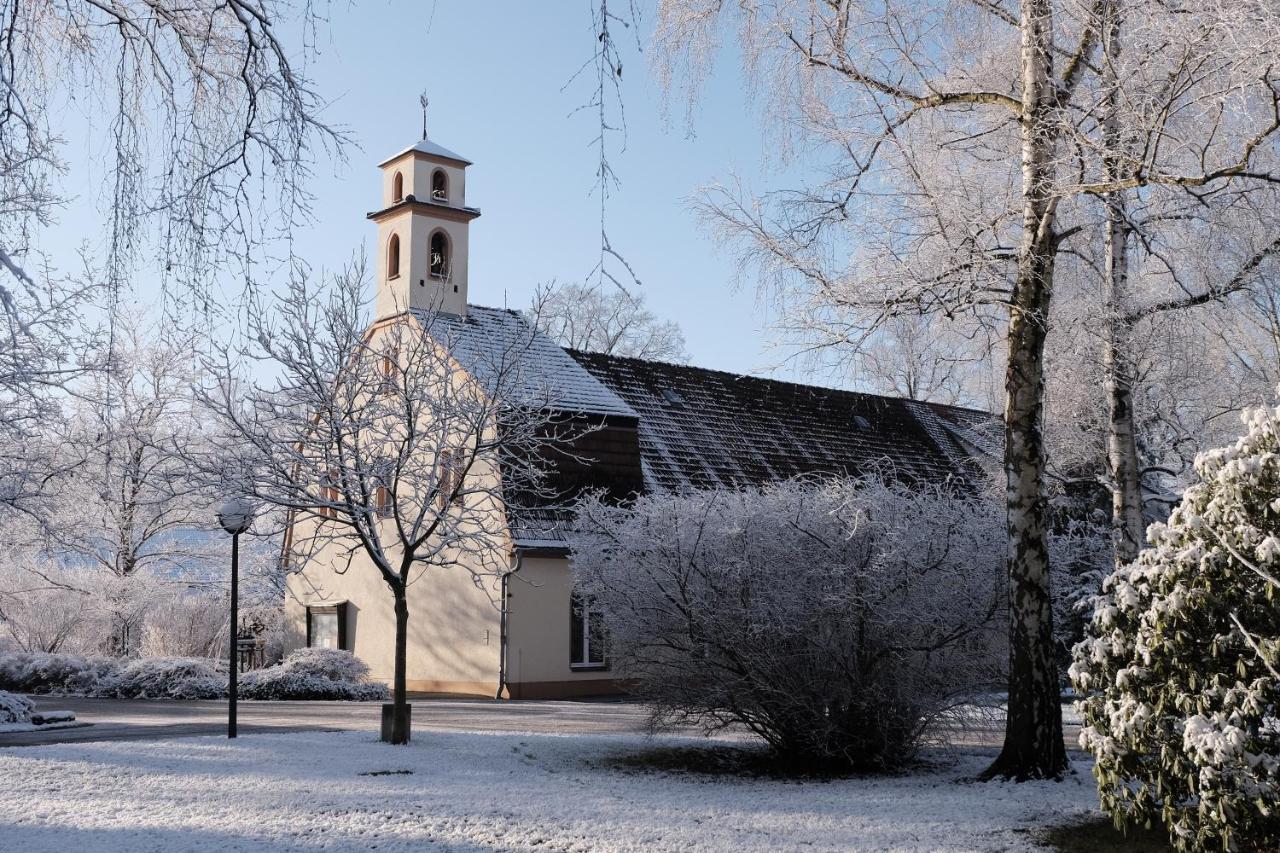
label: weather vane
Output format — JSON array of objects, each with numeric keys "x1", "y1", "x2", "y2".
[{"x1": 420, "y1": 92, "x2": 429, "y2": 140}]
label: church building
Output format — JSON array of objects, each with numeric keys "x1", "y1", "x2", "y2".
[{"x1": 282, "y1": 131, "x2": 996, "y2": 699}]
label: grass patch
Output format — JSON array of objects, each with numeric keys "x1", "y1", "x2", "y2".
[
  {"x1": 605, "y1": 742, "x2": 920, "y2": 780},
  {"x1": 1037, "y1": 816, "x2": 1171, "y2": 853}
]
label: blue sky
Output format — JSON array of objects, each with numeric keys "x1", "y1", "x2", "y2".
[{"x1": 40, "y1": 2, "x2": 824, "y2": 381}]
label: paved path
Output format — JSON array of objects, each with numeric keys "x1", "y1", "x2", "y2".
[
  {"x1": 1, "y1": 695, "x2": 1080, "y2": 752},
  {"x1": 0, "y1": 695, "x2": 655, "y2": 747}
]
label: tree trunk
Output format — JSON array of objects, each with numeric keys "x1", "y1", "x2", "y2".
[
  {"x1": 984, "y1": 0, "x2": 1068, "y2": 781},
  {"x1": 1100, "y1": 0, "x2": 1145, "y2": 567},
  {"x1": 1105, "y1": 324, "x2": 1144, "y2": 566},
  {"x1": 387, "y1": 587, "x2": 411, "y2": 744}
]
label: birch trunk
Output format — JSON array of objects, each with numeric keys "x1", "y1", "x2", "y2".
[
  {"x1": 984, "y1": 0, "x2": 1068, "y2": 780},
  {"x1": 1100, "y1": 0, "x2": 1146, "y2": 567}
]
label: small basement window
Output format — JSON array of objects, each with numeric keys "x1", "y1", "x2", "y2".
[
  {"x1": 570, "y1": 592, "x2": 607, "y2": 669},
  {"x1": 306, "y1": 603, "x2": 348, "y2": 650}
]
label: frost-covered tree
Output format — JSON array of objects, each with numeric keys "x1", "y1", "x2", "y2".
[
  {"x1": 193, "y1": 259, "x2": 581, "y2": 744},
  {"x1": 653, "y1": 0, "x2": 1280, "y2": 779},
  {"x1": 0, "y1": 556, "x2": 92, "y2": 653},
  {"x1": 0, "y1": 1, "x2": 344, "y2": 300},
  {"x1": 571, "y1": 476, "x2": 1005, "y2": 772},
  {"x1": 528, "y1": 281, "x2": 689, "y2": 362},
  {"x1": 0, "y1": 2, "x2": 343, "y2": 525},
  {"x1": 1072, "y1": 399, "x2": 1280, "y2": 851},
  {"x1": 25, "y1": 322, "x2": 219, "y2": 654},
  {"x1": 852, "y1": 315, "x2": 1000, "y2": 408}
]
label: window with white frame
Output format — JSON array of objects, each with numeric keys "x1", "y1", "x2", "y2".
[
  {"x1": 307, "y1": 604, "x2": 344, "y2": 650},
  {"x1": 570, "y1": 592, "x2": 607, "y2": 669}
]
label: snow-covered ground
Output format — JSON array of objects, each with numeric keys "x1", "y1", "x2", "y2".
[
  {"x1": 0, "y1": 729, "x2": 1099, "y2": 852},
  {"x1": 0, "y1": 719, "x2": 86, "y2": 733}
]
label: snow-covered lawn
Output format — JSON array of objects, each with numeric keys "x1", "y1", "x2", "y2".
[{"x1": 0, "y1": 730, "x2": 1100, "y2": 852}]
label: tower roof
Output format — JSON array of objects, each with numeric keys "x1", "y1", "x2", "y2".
[{"x1": 378, "y1": 138, "x2": 472, "y2": 168}]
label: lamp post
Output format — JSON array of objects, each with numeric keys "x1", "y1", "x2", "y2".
[{"x1": 217, "y1": 497, "x2": 257, "y2": 739}]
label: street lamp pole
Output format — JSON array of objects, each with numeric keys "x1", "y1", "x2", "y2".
[
  {"x1": 217, "y1": 498, "x2": 257, "y2": 740},
  {"x1": 229, "y1": 528, "x2": 240, "y2": 738}
]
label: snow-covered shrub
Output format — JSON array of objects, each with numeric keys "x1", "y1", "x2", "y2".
[
  {"x1": 137, "y1": 589, "x2": 228, "y2": 659},
  {"x1": 0, "y1": 652, "x2": 113, "y2": 694},
  {"x1": 0, "y1": 653, "x2": 226, "y2": 698},
  {"x1": 1071, "y1": 402, "x2": 1280, "y2": 851},
  {"x1": 0, "y1": 689, "x2": 33, "y2": 724},
  {"x1": 97, "y1": 657, "x2": 226, "y2": 699},
  {"x1": 571, "y1": 476, "x2": 1005, "y2": 772},
  {"x1": 239, "y1": 648, "x2": 387, "y2": 701}
]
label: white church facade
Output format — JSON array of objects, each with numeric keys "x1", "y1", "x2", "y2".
[{"x1": 282, "y1": 131, "x2": 995, "y2": 699}]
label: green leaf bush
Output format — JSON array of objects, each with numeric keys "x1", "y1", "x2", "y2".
[{"x1": 1072, "y1": 404, "x2": 1280, "y2": 851}]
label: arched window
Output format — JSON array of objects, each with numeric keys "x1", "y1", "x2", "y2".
[
  {"x1": 429, "y1": 231, "x2": 449, "y2": 279},
  {"x1": 392, "y1": 171, "x2": 404, "y2": 202},
  {"x1": 431, "y1": 169, "x2": 448, "y2": 202},
  {"x1": 387, "y1": 234, "x2": 401, "y2": 278}
]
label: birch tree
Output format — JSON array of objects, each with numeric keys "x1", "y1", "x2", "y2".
[
  {"x1": 653, "y1": 0, "x2": 1280, "y2": 778},
  {"x1": 193, "y1": 260, "x2": 581, "y2": 744},
  {"x1": 1086, "y1": 0, "x2": 1280, "y2": 566}
]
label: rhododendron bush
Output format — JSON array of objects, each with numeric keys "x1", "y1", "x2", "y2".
[{"x1": 1072, "y1": 403, "x2": 1280, "y2": 851}]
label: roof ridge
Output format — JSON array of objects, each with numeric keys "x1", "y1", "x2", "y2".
[{"x1": 566, "y1": 348, "x2": 993, "y2": 417}]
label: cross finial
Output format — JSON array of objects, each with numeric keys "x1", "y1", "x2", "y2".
[{"x1": 419, "y1": 92, "x2": 429, "y2": 140}]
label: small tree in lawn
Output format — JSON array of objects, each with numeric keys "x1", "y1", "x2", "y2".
[
  {"x1": 195, "y1": 259, "x2": 572, "y2": 744},
  {"x1": 1072, "y1": 399, "x2": 1280, "y2": 851}
]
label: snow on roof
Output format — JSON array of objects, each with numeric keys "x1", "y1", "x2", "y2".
[
  {"x1": 410, "y1": 306, "x2": 638, "y2": 420},
  {"x1": 379, "y1": 138, "x2": 472, "y2": 167},
  {"x1": 568, "y1": 351, "x2": 992, "y2": 494}
]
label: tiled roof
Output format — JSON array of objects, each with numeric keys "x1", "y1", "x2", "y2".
[
  {"x1": 566, "y1": 351, "x2": 994, "y2": 494},
  {"x1": 411, "y1": 306, "x2": 638, "y2": 420},
  {"x1": 418, "y1": 309, "x2": 997, "y2": 549}
]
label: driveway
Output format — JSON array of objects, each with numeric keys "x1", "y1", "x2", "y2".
[{"x1": 0, "y1": 695, "x2": 655, "y2": 747}]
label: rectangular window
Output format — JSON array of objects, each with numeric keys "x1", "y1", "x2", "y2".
[
  {"x1": 319, "y1": 468, "x2": 340, "y2": 519},
  {"x1": 306, "y1": 605, "x2": 345, "y2": 650},
  {"x1": 375, "y1": 484, "x2": 393, "y2": 517},
  {"x1": 380, "y1": 348, "x2": 399, "y2": 394},
  {"x1": 436, "y1": 449, "x2": 466, "y2": 507},
  {"x1": 570, "y1": 593, "x2": 607, "y2": 669}
]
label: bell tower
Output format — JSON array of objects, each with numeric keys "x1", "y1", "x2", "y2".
[{"x1": 368, "y1": 114, "x2": 480, "y2": 318}]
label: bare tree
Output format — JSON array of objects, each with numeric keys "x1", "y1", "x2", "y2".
[
  {"x1": 0, "y1": 1, "x2": 344, "y2": 526},
  {"x1": 193, "y1": 258, "x2": 582, "y2": 744},
  {"x1": 0, "y1": 1, "x2": 345, "y2": 301},
  {"x1": 1086, "y1": 0, "x2": 1280, "y2": 566},
  {"x1": 846, "y1": 315, "x2": 998, "y2": 408},
  {"x1": 652, "y1": 0, "x2": 1280, "y2": 778},
  {"x1": 528, "y1": 280, "x2": 689, "y2": 362},
  {"x1": 33, "y1": 320, "x2": 218, "y2": 653},
  {"x1": 0, "y1": 556, "x2": 91, "y2": 653},
  {"x1": 572, "y1": 475, "x2": 1006, "y2": 772}
]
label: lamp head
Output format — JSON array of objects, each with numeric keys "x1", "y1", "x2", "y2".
[{"x1": 217, "y1": 497, "x2": 258, "y2": 535}]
